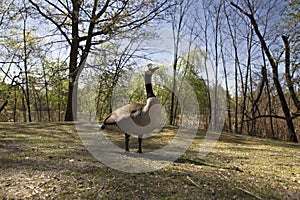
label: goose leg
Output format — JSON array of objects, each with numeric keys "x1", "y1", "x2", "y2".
[
  {"x1": 137, "y1": 135, "x2": 143, "y2": 153},
  {"x1": 125, "y1": 133, "x2": 130, "y2": 152}
]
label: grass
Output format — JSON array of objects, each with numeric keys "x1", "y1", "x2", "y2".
[{"x1": 0, "y1": 122, "x2": 299, "y2": 199}]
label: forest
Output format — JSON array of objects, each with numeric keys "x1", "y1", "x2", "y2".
[
  {"x1": 0, "y1": 0, "x2": 300, "y2": 199},
  {"x1": 0, "y1": 0, "x2": 299, "y2": 142}
]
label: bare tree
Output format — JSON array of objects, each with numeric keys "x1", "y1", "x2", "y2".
[
  {"x1": 231, "y1": 1, "x2": 298, "y2": 142},
  {"x1": 282, "y1": 35, "x2": 300, "y2": 112},
  {"x1": 91, "y1": 31, "x2": 150, "y2": 121},
  {"x1": 169, "y1": 0, "x2": 193, "y2": 125},
  {"x1": 192, "y1": 0, "x2": 215, "y2": 129},
  {"x1": 21, "y1": 2, "x2": 32, "y2": 122},
  {"x1": 29, "y1": 0, "x2": 173, "y2": 121}
]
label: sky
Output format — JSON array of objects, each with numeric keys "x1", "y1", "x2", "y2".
[{"x1": 1, "y1": 0, "x2": 289, "y2": 94}]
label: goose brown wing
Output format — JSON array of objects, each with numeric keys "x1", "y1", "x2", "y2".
[
  {"x1": 103, "y1": 103, "x2": 145, "y2": 125},
  {"x1": 128, "y1": 103, "x2": 145, "y2": 115},
  {"x1": 103, "y1": 113, "x2": 117, "y2": 125},
  {"x1": 129, "y1": 103, "x2": 151, "y2": 127}
]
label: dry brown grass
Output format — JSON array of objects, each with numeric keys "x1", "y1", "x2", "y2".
[{"x1": 0, "y1": 122, "x2": 299, "y2": 199}]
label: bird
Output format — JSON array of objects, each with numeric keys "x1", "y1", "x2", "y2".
[{"x1": 100, "y1": 64, "x2": 162, "y2": 153}]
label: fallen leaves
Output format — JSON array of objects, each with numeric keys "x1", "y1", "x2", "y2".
[{"x1": 0, "y1": 123, "x2": 299, "y2": 199}]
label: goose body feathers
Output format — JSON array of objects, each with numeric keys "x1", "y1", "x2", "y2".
[
  {"x1": 101, "y1": 97, "x2": 161, "y2": 135},
  {"x1": 100, "y1": 64, "x2": 161, "y2": 153}
]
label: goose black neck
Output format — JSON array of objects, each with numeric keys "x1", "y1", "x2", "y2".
[{"x1": 145, "y1": 74, "x2": 156, "y2": 98}]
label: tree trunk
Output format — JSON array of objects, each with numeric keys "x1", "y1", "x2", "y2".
[
  {"x1": 32, "y1": 87, "x2": 40, "y2": 121},
  {"x1": 169, "y1": 0, "x2": 190, "y2": 126},
  {"x1": 282, "y1": 35, "x2": 300, "y2": 112},
  {"x1": 240, "y1": 28, "x2": 253, "y2": 133},
  {"x1": 23, "y1": 14, "x2": 32, "y2": 122},
  {"x1": 251, "y1": 19, "x2": 297, "y2": 142},
  {"x1": 64, "y1": 1, "x2": 80, "y2": 121},
  {"x1": 21, "y1": 90, "x2": 27, "y2": 122},
  {"x1": 170, "y1": 16, "x2": 181, "y2": 126},
  {"x1": 266, "y1": 76, "x2": 275, "y2": 138},
  {"x1": 230, "y1": 2, "x2": 298, "y2": 142},
  {"x1": 65, "y1": 74, "x2": 78, "y2": 121},
  {"x1": 42, "y1": 64, "x2": 51, "y2": 122},
  {"x1": 0, "y1": 100, "x2": 8, "y2": 114},
  {"x1": 225, "y1": 9, "x2": 240, "y2": 133},
  {"x1": 220, "y1": 25, "x2": 232, "y2": 132},
  {"x1": 201, "y1": 4, "x2": 211, "y2": 129},
  {"x1": 262, "y1": 48, "x2": 275, "y2": 138},
  {"x1": 13, "y1": 86, "x2": 17, "y2": 122},
  {"x1": 58, "y1": 85, "x2": 61, "y2": 121}
]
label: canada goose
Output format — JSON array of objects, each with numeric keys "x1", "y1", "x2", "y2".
[{"x1": 100, "y1": 64, "x2": 162, "y2": 153}]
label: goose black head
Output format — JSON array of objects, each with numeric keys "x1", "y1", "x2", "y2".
[{"x1": 145, "y1": 63, "x2": 159, "y2": 75}]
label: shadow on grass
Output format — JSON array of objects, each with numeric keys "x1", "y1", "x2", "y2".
[
  {"x1": 174, "y1": 157, "x2": 209, "y2": 166},
  {"x1": 1, "y1": 123, "x2": 299, "y2": 199},
  {"x1": 0, "y1": 122, "x2": 106, "y2": 174},
  {"x1": 217, "y1": 131, "x2": 300, "y2": 149},
  {"x1": 103, "y1": 127, "x2": 178, "y2": 153}
]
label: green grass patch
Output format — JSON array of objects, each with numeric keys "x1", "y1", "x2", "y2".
[{"x1": 0, "y1": 122, "x2": 299, "y2": 199}]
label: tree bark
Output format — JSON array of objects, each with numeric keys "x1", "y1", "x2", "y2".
[
  {"x1": 23, "y1": 11, "x2": 32, "y2": 122},
  {"x1": 225, "y1": 9, "x2": 240, "y2": 133},
  {"x1": 231, "y1": 2, "x2": 298, "y2": 142},
  {"x1": 30, "y1": 0, "x2": 171, "y2": 122},
  {"x1": 240, "y1": 28, "x2": 253, "y2": 133},
  {"x1": 0, "y1": 100, "x2": 8, "y2": 114},
  {"x1": 13, "y1": 86, "x2": 17, "y2": 122},
  {"x1": 170, "y1": 0, "x2": 188, "y2": 126},
  {"x1": 282, "y1": 35, "x2": 300, "y2": 112},
  {"x1": 64, "y1": 0, "x2": 80, "y2": 121},
  {"x1": 220, "y1": 22, "x2": 232, "y2": 133}
]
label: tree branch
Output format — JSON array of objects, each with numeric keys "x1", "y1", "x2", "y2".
[
  {"x1": 45, "y1": 0, "x2": 71, "y2": 18},
  {"x1": 231, "y1": 1, "x2": 298, "y2": 142},
  {"x1": 28, "y1": 0, "x2": 71, "y2": 45},
  {"x1": 95, "y1": 0, "x2": 111, "y2": 19},
  {"x1": 243, "y1": 114, "x2": 287, "y2": 123},
  {"x1": 230, "y1": 2, "x2": 251, "y2": 17},
  {"x1": 282, "y1": 35, "x2": 300, "y2": 111}
]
